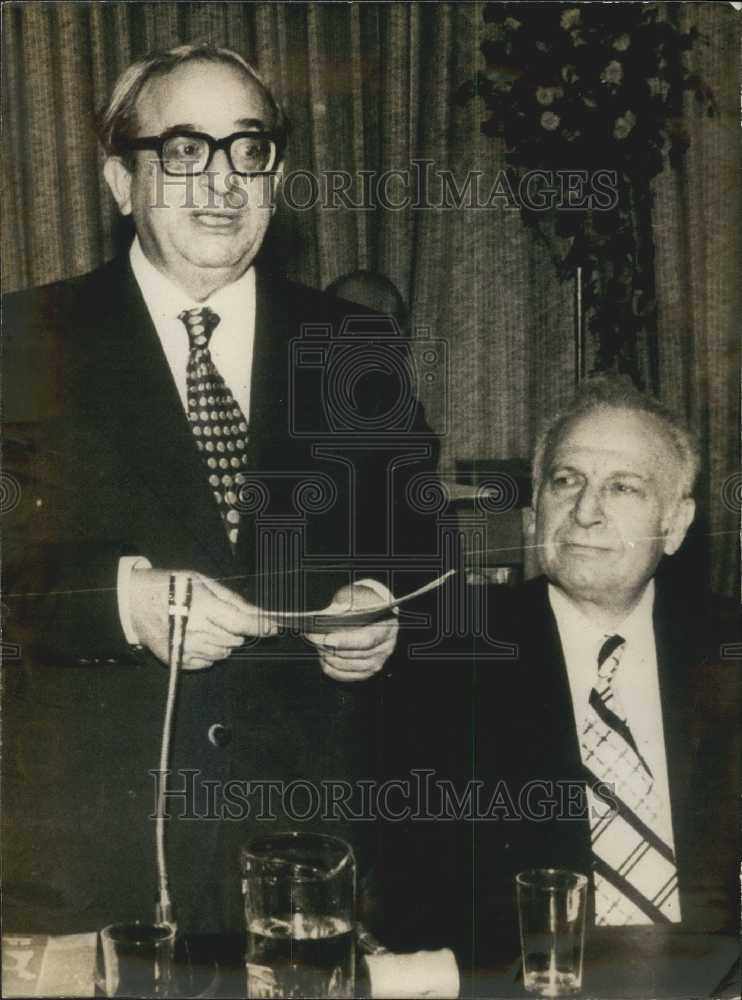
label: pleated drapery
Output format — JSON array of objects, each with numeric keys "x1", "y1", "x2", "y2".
[{"x1": 2, "y1": 2, "x2": 739, "y2": 595}]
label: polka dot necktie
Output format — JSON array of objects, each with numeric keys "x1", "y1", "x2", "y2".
[
  {"x1": 581, "y1": 635, "x2": 680, "y2": 925},
  {"x1": 179, "y1": 306, "x2": 249, "y2": 548}
]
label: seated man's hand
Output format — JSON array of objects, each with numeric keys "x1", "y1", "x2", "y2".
[
  {"x1": 129, "y1": 569, "x2": 277, "y2": 670},
  {"x1": 304, "y1": 583, "x2": 398, "y2": 682}
]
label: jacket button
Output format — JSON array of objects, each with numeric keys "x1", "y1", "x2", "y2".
[{"x1": 208, "y1": 723, "x2": 232, "y2": 747}]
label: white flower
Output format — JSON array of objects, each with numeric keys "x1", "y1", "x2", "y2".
[
  {"x1": 536, "y1": 86, "x2": 556, "y2": 106},
  {"x1": 561, "y1": 8, "x2": 580, "y2": 29},
  {"x1": 613, "y1": 110, "x2": 637, "y2": 140},
  {"x1": 648, "y1": 77, "x2": 670, "y2": 99},
  {"x1": 613, "y1": 34, "x2": 631, "y2": 52},
  {"x1": 601, "y1": 60, "x2": 623, "y2": 86},
  {"x1": 540, "y1": 111, "x2": 560, "y2": 131},
  {"x1": 504, "y1": 16, "x2": 521, "y2": 30},
  {"x1": 562, "y1": 64, "x2": 579, "y2": 85}
]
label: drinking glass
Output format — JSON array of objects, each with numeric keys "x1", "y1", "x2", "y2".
[
  {"x1": 241, "y1": 831, "x2": 356, "y2": 999},
  {"x1": 99, "y1": 921, "x2": 174, "y2": 997},
  {"x1": 516, "y1": 868, "x2": 587, "y2": 996}
]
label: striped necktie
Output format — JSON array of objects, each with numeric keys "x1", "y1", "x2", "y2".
[
  {"x1": 580, "y1": 634, "x2": 681, "y2": 925},
  {"x1": 180, "y1": 306, "x2": 250, "y2": 548}
]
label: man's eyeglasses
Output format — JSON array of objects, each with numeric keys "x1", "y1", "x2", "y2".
[{"x1": 126, "y1": 130, "x2": 279, "y2": 177}]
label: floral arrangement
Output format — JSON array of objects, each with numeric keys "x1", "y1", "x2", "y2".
[{"x1": 459, "y1": 2, "x2": 716, "y2": 385}]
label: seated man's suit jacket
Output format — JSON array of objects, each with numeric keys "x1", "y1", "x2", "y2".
[
  {"x1": 2, "y1": 255, "x2": 439, "y2": 935},
  {"x1": 381, "y1": 574, "x2": 740, "y2": 979}
]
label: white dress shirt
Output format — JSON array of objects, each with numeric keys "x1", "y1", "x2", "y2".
[
  {"x1": 118, "y1": 239, "x2": 257, "y2": 642},
  {"x1": 548, "y1": 580, "x2": 677, "y2": 848},
  {"x1": 129, "y1": 236, "x2": 256, "y2": 417},
  {"x1": 118, "y1": 240, "x2": 392, "y2": 643}
]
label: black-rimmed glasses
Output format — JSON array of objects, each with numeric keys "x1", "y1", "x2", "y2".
[{"x1": 126, "y1": 130, "x2": 279, "y2": 176}]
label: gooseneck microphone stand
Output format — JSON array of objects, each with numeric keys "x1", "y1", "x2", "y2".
[{"x1": 155, "y1": 574, "x2": 193, "y2": 932}]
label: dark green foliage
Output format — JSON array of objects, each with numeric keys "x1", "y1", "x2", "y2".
[{"x1": 458, "y1": 3, "x2": 715, "y2": 387}]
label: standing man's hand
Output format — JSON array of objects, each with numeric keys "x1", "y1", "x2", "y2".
[
  {"x1": 129, "y1": 569, "x2": 278, "y2": 670},
  {"x1": 304, "y1": 583, "x2": 398, "y2": 682}
]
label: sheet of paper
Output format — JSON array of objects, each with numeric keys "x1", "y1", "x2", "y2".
[
  {"x1": 2, "y1": 933, "x2": 97, "y2": 998},
  {"x1": 262, "y1": 568, "x2": 458, "y2": 631}
]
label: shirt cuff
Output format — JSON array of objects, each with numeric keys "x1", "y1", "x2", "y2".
[
  {"x1": 353, "y1": 578, "x2": 399, "y2": 615},
  {"x1": 117, "y1": 556, "x2": 153, "y2": 645}
]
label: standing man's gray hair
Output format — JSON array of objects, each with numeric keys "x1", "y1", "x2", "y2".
[{"x1": 98, "y1": 43, "x2": 288, "y2": 166}]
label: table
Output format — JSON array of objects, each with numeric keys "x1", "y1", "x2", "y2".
[
  {"x1": 2, "y1": 928, "x2": 739, "y2": 998},
  {"x1": 461, "y1": 928, "x2": 740, "y2": 999}
]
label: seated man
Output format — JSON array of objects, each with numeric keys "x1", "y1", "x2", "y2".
[{"x1": 382, "y1": 375, "x2": 740, "y2": 984}]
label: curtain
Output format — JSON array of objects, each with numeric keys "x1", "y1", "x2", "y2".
[
  {"x1": 2, "y1": 2, "x2": 739, "y2": 595},
  {"x1": 652, "y1": 4, "x2": 741, "y2": 596}
]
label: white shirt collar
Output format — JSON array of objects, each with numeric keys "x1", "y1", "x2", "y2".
[
  {"x1": 129, "y1": 236, "x2": 256, "y2": 322},
  {"x1": 548, "y1": 578, "x2": 655, "y2": 651},
  {"x1": 127, "y1": 237, "x2": 257, "y2": 418}
]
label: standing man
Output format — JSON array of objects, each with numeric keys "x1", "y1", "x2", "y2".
[{"x1": 2, "y1": 44, "x2": 437, "y2": 936}]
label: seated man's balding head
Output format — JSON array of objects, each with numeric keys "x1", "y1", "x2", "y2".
[
  {"x1": 326, "y1": 271, "x2": 408, "y2": 330},
  {"x1": 527, "y1": 375, "x2": 699, "y2": 625}
]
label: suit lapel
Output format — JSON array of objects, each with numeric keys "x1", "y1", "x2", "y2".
[
  {"x1": 527, "y1": 579, "x2": 586, "y2": 782},
  {"x1": 89, "y1": 259, "x2": 232, "y2": 568},
  {"x1": 248, "y1": 268, "x2": 293, "y2": 467},
  {"x1": 231, "y1": 269, "x2": 285, "y2": 584},
  {"x1": 652, "y1": 583, "x2": 694, "y2": 910},
  {"x1": 519, "y1": 580, "x2": 596, "y2": 878}
]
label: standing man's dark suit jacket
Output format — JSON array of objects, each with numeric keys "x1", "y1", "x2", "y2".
[
  {"x1": 2, "y1": 255, "x2": 439, "y2": 936},
  {"x1": 382, "y1": 574, "x2": 740, "y2": 976}
]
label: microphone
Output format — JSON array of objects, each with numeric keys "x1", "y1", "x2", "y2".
[{"x1": 154, "y1": 573, "x2": 193, "y2": 931}]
